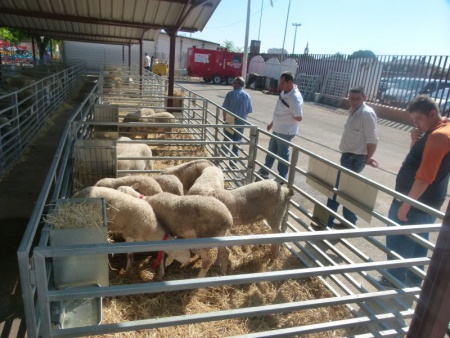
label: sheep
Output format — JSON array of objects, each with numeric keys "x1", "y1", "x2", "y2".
[
  {"x1": 116, "y1": 136, "x2": 153, "y2": 176},
  {"x1": 187, "y1": 166, "x2": 224, "y2": 196},
  {"x1": 95, "y1": 176, "x2": 163, "y2": 196},
  {"x1": 121, "y1": 111, "x2": 176, "y2": 139},
  {"x1": 95, "y1": 174, "x2": 183, "y2": 196},
  {"x1": 118, "y1": 187, "x2": 233, "y2": 278},
  {"x1": 188, "y1": 179, "x2": 294, "y2": 258},
  {"x1": 160, "y1": 159, "x2": 215, "y2": 192},
  {"x1": 120, "y1": 109, "x2": 155, "y2": 138},
  {"x1": 153, "y1": 174, "x2": 184, "y2": 195},
  {"x1": 72, "y1": 186, "x2": 190, "y2": 276}
]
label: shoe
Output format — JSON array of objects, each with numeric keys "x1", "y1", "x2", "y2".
[
  {"x1": 332, "y1": 221, "x2": 349, "y2": 229},
  {"x1": 378, "y1": 277, "x2": 396, "y2": 288},
  {"x1": 310, "y1": 220, "x2": 327, "y2": 230},
  {"x1": 378, "y1": 276, "x2": 405, "y2": 288},
  {"x1": 229, "y1": 161, "x2": 238, "y2": 169},
  {"x1": 257, "y1": 170, "x2": 269, "y2": 180},
  {"x1": 273, "y1": 177, "x2": 285, "y2": 185}
]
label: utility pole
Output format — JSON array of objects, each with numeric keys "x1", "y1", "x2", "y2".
[
  {"x1": 242, "y1": 0, "x2": 251, "y2": 78},
  {"x1": 292, "y1": 23, "x2": 301, "y2": 55},
  {"x1": 280, "y1": 0, "x2": 291, "y2": 61}
]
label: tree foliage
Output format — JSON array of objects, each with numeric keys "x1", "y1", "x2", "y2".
[
  {"x1": 0, "y1": 27, "x2": 53, "y2": 59},
  {"x1": 223, "y1": 40, "x2": 243, "y2": 53},
  {"x1": 349, "y1": 50, "x2": 377, "y2": 60}
]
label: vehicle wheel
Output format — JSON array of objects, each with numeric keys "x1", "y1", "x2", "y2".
[
  {"x1": 203, "y1": 77, "x2": 211, "y2": 83},
  {"x1": 212, "y1": 75, "x2": 222, "y2": 84},
  {"x1": 226, "y1": 76, "x2": 234, "y2": 85}
]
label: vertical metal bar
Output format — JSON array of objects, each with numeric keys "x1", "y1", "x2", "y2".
[
  {"x1": 33, "y1": 252, "x2": 52, "y2": 338},
  {"x1": 246, "y1": 126, "x2": 259, "y2": 184}
]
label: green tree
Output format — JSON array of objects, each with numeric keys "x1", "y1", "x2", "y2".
[
  {"x1": 223, "y1": 40, "x2": 244, "y2": 53},
  {"x1": 349, "y1": 50, "x2": 377, "y2": 60},
  {"x1": 0, "y1": 27, "x2": 54, "y2": 60}
]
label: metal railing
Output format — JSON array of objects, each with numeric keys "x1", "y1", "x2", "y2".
[
  {"x1": 249, "y1": 53, "x2": 450, "y2": 112},
  {"x1": 0, "y1": 62, "x2": 87, "y2": 177},
  {"x1": 17, "y1": 68, "x2": 445, "y2": 337}
]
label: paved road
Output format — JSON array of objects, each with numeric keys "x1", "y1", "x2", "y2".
[{"x1": 178, "y1": 80, "x2": 450, "y2": 218}]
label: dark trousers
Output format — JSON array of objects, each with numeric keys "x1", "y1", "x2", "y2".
[{"x1": 326, "y1": 153, "x2": 367, "y2": 227}]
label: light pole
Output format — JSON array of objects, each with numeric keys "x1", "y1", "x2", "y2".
[{"x1": 292, "y1": 23, "x2": 302, "y2": 55}]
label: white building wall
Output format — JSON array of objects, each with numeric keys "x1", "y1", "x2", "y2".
[{"x1": 63, "y1": 33, "x2": 219, "y2": 72}]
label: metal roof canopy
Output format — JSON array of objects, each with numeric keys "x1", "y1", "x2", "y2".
[{"x1": 0, "y1": 0, "x2": 221, "y2": 97}]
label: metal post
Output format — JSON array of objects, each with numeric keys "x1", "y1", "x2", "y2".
[
  {"x1": 292, "y1": 23, "x2": 302, "y2": 55},
  {"x1": 280, "y1": 0, "x2": 291, "y2": 61},
  {"x1": 242, "y1": 0, "x2": 251, "y2": 79}
]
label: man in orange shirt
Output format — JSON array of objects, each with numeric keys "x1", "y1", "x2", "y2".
[{"x1": 384, "y1": 95, "x2": 450, "y2": 287}]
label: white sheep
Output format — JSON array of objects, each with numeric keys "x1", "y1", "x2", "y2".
[
  {"x1": 188, "y1": 179, "x2": 294, "y2": 258},
  {"x1": 160, "y1": 159, "x2": 215, "y2": 192},
  {"x1": 121, "y1": 111, "x2": 176, "y2": 139},
  {"x1": 187, "y1": 166, "x2": 224, "y2": 196},
  {"x1": 118, "y1": 187, "x2": 232, "y2": 278},
  {"x1": 72, "y1": 186, "x2": 190, "y2": 276},
  {"x1": 95, "y1": 176, "x2": 163, "y2": 196},
  {"x1": 152, "y1": 174, "x2": 184, "y2": 195},
  {"x1": 116, "y1": 136, "x2": 153, "y2": 176},
  {"x1": 120, "y1": 109, "x2": 154, "y2": 138}
]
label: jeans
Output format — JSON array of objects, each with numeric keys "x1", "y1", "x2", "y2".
[
  {"x1": 326, "y1": 153, "x2": 367, "y2": 226},
  {"x1": 222, "y1": 127, "x2": 243, "y2": 161},
  {"x1": 259, "y1": 132, "x2": 295, "y2": 179},
  {"x1": 385, "y1": 199, "x2": 435, "y2": 285}
]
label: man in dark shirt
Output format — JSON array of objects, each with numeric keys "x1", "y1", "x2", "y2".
[{"x1": 384, "y1": 95, "x2": 450, "y2": 287}]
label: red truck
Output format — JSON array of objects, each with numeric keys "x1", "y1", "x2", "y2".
[{"x1": 186, "y1": 47, "x2": 243, "y2": 85}]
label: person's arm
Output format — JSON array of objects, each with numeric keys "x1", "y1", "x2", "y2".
[
  {"x1": 294, "y1": 116, "x2": 302, "y2": 122},
  {"x1": 267, "y1": 121, "x2": 273, "y2": 131},
  {"x1": 397, "y1": 178, "x2": 430, "y2": 221},
  {"x1": 366, "y1": 143, "x2": 379, "y2": 167},
  {"x1": 410, "y1": 128, "x2": 422, "y2": 148}
]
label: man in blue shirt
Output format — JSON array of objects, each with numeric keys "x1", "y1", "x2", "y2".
[{"x1": 222, "y1": 77, "x2": 253, "y2": 167}]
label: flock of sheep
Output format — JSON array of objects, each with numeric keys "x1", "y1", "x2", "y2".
[{"x1": 73, "y1": 159, "x2": 294, "y2": 280}]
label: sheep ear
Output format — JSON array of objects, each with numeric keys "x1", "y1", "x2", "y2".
[{"x1": 165, "y1": 255, "x2": 174, "y2": 267}]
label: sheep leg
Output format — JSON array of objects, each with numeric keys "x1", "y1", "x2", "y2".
[
  {"x1": 156, "y1": 253, "x2": 165, "y2": 281},
  {"x1": 197, "y1": 248, "x2": 213, "y2": 278},
  {"x1": 125, "y1": 237, "x2": 135, "y2": 272},
  {"x1": 126, "y1": 253, "x2": 134, "y2": 272},
  {"x1": 216, "y1": 246, "x2": 230, "y2": 275}
]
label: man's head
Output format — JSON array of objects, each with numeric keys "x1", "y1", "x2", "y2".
[
  {"x1": 145, "y1": 52, "x2": 148, "y2": 56},
  {"x1": 407, "y1": 95, "x2": 442, "y2": 132},
  {"x1": 279, "y1": 71, "x2": 294, "y2": 93},
  {"x1": 347, "y1": 86, "x2": 367, "y2": 110},
  {"x1": 233, "y1": 77, "x2": 245, "y2": 88}
]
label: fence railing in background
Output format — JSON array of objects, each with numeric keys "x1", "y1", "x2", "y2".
[
  {"x1": 0, "y1": 62, "x2": 87, "y2": 177},
  {"x1": 249, "y1": 53, "x2": 450, "y2": 114}
]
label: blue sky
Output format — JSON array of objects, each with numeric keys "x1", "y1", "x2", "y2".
[{"x1": 188, "y1": 0, "x2": 450, "y2": 56}]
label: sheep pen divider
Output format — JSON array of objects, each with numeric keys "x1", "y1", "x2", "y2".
[{"x1": 17, "y1": 69, "x2": 444, "y2": 337}]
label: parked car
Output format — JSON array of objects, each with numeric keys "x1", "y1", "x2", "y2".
[
  {"x1": 380, "y1": 77, "x2": 430, "y2": 107},
  {"x1": 419, "y1": 79, "x2": 450, "y2": 96},
  {"x1": 433, "y1": 87, "x2": 450, "y2": 117}
]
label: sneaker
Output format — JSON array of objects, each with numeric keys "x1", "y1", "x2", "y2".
[
  {"x1": 273, "y1": 177, "x2": 285, "y2": 185},
  {"x1": 332, "y1": 221, "x2": 350, "y2": 229},
  {"x1": 378, "y1": 277, "x2": 405, "y2": 288},
  {"x1": 257, "y1": 170, "x2": 269, "y2": 180}
]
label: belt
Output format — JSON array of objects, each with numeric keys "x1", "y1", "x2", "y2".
[
  {"x1": 342, "y1": 153, "x2": 366, "y2": 156},
  {"x1": 392, "y1": 197, "x2": 403, "y2": 204}
]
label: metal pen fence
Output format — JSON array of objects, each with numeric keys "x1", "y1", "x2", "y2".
[
  {"x1": 0, "y1": 62, "x2": 87, "y2": 177},
  {"x1": 16, "y1": 68, "x2": 446, "y2": 337}
]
